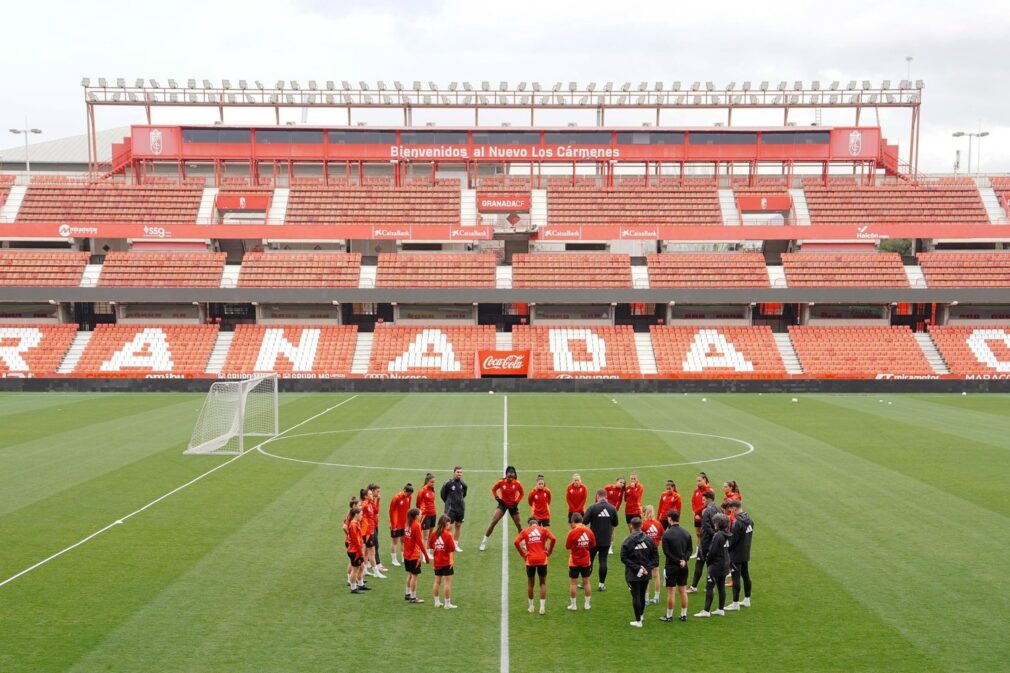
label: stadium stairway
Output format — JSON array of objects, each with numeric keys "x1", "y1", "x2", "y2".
[
  {"x1": 195, "y1": 187, "x2": 219, "y2": 224},
  {"x1": 496, "y1": 332, "x2": 512, "y2": 349},
  {"x1": 204, "y1": 332, "x2": 234, "y2": 375},
  {"x1": 79, "y1": 264, "x2": 103, "y2": 287},
  {"x1": 789, "y1": 187, "x2": 811, "y2": 224},
  {"x1": 56, "y1": 331, "x2": 92, "y2": 374},
  {"x1": 977, "y1": 181, "x2": 1010, "y2": 224},
  {"x1": 267, "y1": 188, "x2": 289, "y2": 224},
  {"x1": 495, "y1": 266, "x2": 512, "y2": 289},
  {"x1": 718, "y1": 189, "x2": 740, "y2": 225},
  {"x1": 631, "y1": 266, "x2": 650, "y2": 289},
  {"x1": 530, "y1": 189, "x2": 547, "y2": 229},
  {"x1": 0, "y1": 184, "x2": 27, "y2": 222},
  {"x1": 634, "y1": 332, "x2": 659, "y2": 375},
  {"x1": 350, "y1": 333, "x2": 373, "y2": 374},
  {"x1": 220, "y1": 265, "x2": 241, "y2": 288},
  {"x1": 772, "y1": 333, "x2": 804, "y2": 374},
  {"x1": 460, "y1": 189, "x2": 477, "y2": 226},
  {"x1": 904, "y1": 265, "x2": 927, "y2": 288},
  {"x1": 766, "y1": 265, "x2": 787, "y2": 287},
  {"x1": 913, "y1": 332, "x2": 951, "y2": 374},
  {"x1": 358, "y1": 265, "x2": 377, "y2": 288}
]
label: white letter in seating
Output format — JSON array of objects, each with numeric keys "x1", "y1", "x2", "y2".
[
  {"x1": 255, "y1": 329, "x2": 320, "y2": 372},
  {"x1": 100, "y1": 328, "x2": 174, "y2": 372},
  {"x1": 966, "y1": 329, "x2": 1010, "y2": 372},
  {"x1": 682, "y1": 329, "x2": 754, "y2": 372},
  {"x1": 389, "y1": 329, "x2": 461, "y2": 372},
  {"x1": 549, "y1": 329, "x2": 607, "y2": 372},
  {"x1": 0, "y1": 327, "x2": 43, "y2": 372}
]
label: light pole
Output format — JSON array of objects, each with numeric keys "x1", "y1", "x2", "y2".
[
  {"x1": 905, "y1": 56, "x2": 913, "y2": 81},
  {"x1": 9, "y1": 119, "x2": 43, "y2": 175},
  {"x1": 952, "y1": 128, "x2": 990, "y2": 175},
  {"x1": 975, "y1": 131, "x2": 990, "y2": 174}
]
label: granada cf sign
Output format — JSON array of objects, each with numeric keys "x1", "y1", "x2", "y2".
[
  {"x1": 477, "y1": 194, "x2": 532, "y2": 212},
  {"x1": 478, "y1": 350, "x2": 530, "y2": 377}
]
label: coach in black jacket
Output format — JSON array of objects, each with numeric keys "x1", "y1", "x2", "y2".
[
  {"x1": 726, "y1": 500, "x2": 754, "y2": 609},
  {"x1": 620, "y1": 517, "x2": 659, "y2": 628},
  {"x1": 583, "y1": 489, "x2": 619, "y2": 590},
  {"x1": 689, "y1": 491, "x2": 719, "y2": 591},
  {"x1": 440, "y1": 466, "x2": 468, "y2": 549},
  {"x1": 660, "y1": 509, "x2": 693, "y2": 622}
]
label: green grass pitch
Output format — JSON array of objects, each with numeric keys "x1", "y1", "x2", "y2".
[{"x1": 1, "y1": 391, "x2": 1008, "y2": 673}]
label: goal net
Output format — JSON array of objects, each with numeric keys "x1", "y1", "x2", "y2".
[{"x1": 185, "y1": 375, "x2": 279, "y2": 455}]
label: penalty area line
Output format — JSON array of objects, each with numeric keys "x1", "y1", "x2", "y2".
[{"x1": 0, "y1": 395, "x2": 358, "y2": 590}]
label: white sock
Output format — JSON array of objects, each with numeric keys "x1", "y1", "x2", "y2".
[
  {"x1": 681, "y1": 608, "x2": 688, "y2": 617},
  {"x1": 528, "y1": 599, "x2": 534, "y2": 610},
  {"x1": 540, "y1": 599, "x2": 546, "y2": 611},
  {"x1": 434, "y1": 598, "x2": 442, "y2": 606},
  {"x1": 482, "y1": 536, "x2": 489, "y2": 545},
  {"x1": 653, "y1": 592, "x2": 660, "y2": 601},
  {"x1": 666, "y1": 608, "x2": 674, "y2": 618}
]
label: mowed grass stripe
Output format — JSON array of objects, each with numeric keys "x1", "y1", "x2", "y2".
[
  {"x1": 695, "y1": 395, "x2": 1009, "y2": 669},
  {"x1": 0, "y1": 394, "x2": 361, "y2": 673},
  {"x1": 65, "y1": 394, "x2": 506, "y2": 673},
  {"x1": 808, "y1": 395, "x2": 1010, "y2": 518},
  {"x1": 0, "y1": 392, "x2": 108, "y2": 420}
]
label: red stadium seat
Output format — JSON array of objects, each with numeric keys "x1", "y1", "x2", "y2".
[
  {"x1": 238, "y1": 252, "x2": 361, "y2": 288},
  {"x1": 0, "y1": 250, "x2": 89, "y2": 287},
  {"x1": 512, "y1": 325, "x2": 640, "y2": 378},
  {"x1": 376, "y1": 253, "x2": 496, "y2": 288},
  {"x1": 649, "y1": 326, "x2": 786, "y2": 377},
  {"x1": 72, "y1": 324, "x2": 218, "y2": 375},
  {"x1": 98, "y1": 252, "x2": 226, "y2": 288},
  {"x1": 0, "y1": 324, "x2": 78, "y2": 375},
  {"x1": 788, "y1": 326, "x2": 933, "y2": 378},
  {"x1": 366, "y1": 325, "x2": 495, "y2": 378},
  {"x1": 221, "y1": 324, "x2": 358, "y2": 376}
]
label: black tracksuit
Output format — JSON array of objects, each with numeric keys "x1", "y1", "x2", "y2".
[
  {"x1": 440, "y1": 477, "x2": 468, "y2": 521},
  {"x1": 691, "y1": 502, "x2": 720, "y2": 588},
  {"x1": 661, "y1": 523, "x2": 693, "y2": 582},
  {"x1": 620, "y1": 530, "x2": 659, "y2": 622},
  {"x1": 729, "y1": 511, "x2": 754, "y2": 602},
  {"x1": 584, "y1": 500, "x2": 619, "y2": 584},
  {"x1": 704, "y1": 529, "x2": 732, "y2": 611}
]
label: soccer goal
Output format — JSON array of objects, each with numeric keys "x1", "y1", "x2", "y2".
[{"x1": 185, "y1": 374, "x2": 279, "y2": 455}]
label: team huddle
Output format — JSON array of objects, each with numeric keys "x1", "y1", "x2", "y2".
[{"x1": 342, "y1": 467, "x2": 755, "y2": 626}]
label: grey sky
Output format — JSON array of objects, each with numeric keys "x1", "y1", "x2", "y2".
[{"x1": 1, "y1": 0, "x2": 1006, "y2": 173}]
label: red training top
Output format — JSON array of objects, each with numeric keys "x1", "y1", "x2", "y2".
[
  {"x1": 528, "y1": 486, "x2": 552, "y2": 521},
  {"x1": 691, "y1": 485, "x2": 710, "y2": 516},
  {"x1": 403, "y1": 520, "x2": 430, "y2": 563},
  {"x1": 657, "y1": 491, "x2": 683, "y2": 521},
  {"x1": 514, "y1": 524, "x2": 557, "y2": 566},
  {"x1": 565, "y1": 524, "x2": 597, "y2": 567},
  {"x1": 346, "y1": 520, "x2": 364, "y2": 555},
  {"x1": 416, "y1": 484, "x2": 436, "y2": 517},
  {"x1": 429, "y1": 530, "x2": 456, "y2": 570},
  {"x1": 388, "y1": 490, "x2": 412, "y2": 530},
  {"x1": 642, "y1": 518, "x2": 664, "y2": 547},
  {"x1": 492, "y1": 478, "x2": 525, "y2": 507},
  {"x1": 624, "y1": 482, "x2": 644, "y2": 516},
  {"x1": 565, "y1": 482, "x2": 588, "y2": 514},
  {"x1": 604, "y1": 483, "x2": 625, "y2": 511}
]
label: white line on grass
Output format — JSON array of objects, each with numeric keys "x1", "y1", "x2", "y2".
[
  {"x1": 500, "y1": 395, "x2": 509, "y2": 673},
  {"x1": 0, "y1": 395, "x2": 359, "y2": 590},
  {"x1": 256, "y1": 424, "x2": 755, "y2": 473}
]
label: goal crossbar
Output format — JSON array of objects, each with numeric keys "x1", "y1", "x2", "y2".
[{"x1": 185, "y1": 375, "x2": 279, "y2": 455}]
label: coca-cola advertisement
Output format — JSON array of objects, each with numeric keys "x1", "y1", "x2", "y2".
[{"x1": 477, "y1": 350, "x2": 531, "y2": 377}]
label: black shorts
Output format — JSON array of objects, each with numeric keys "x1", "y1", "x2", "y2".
[
  {"x1": 694, "y1": 514, "x2": 702, "y2": 529},
  {"x1": 567, "y1": 511, "x2": 584, "y2": 524},
  {"x1": 390, "y1": 528, "x2": 405, "y2": 539},
  {"x1": 496, "y1": 500, "x2": 519, "y2": 516},
  {"x1": 404, "y1": 559, "x2": 421, "y2": 575},
  {"x1": 434, "y1": 565, "x2": 454, "y2": 577},
  {"x1": 526, "y1": 564, "x2": 548, "y2": 579},
  {"x1": 446, "y1": 511, "x2": 464, "y2": 524},
  {"x1": 625, "y1": 513, "x2": 640, "y2": 525},
  {"x1": 364, "y1": 535, "x2": 376, "y2": 549},
  {"x1": 535, "y1": 518, "x2": 550, "y2": 527},
  {"x1": 347, "y1": 551, "x2": 363, "y2": 567},
  {"x1": 665, "y1": 565, "x2": 689, "y2": 587},
  {"x1": 568, "y1": 565, "x2": 591, "y2": 579},
  {"x1": 422, "y1": 515, "x2": 436, "y2": 529}
]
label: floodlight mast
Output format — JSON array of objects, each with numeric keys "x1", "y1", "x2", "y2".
[
  {"x1": 9, "y1": 118, "x2": 43, "y2": 174},
  {"x1": 80, "y1": 77, "x2": 925, "y2": 174}
]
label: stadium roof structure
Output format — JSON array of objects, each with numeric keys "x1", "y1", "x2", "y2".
[
  {"x1": 0, "y1": 126, "x2": 125, "y2": 170},
  {"x1": 81, "y1": 78, "x2": 923, "y2": 175}
]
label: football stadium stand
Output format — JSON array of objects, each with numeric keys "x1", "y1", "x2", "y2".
[
  {"x1": 15, "y1": 178, "x2": 204, "y2": 223},
  {"x1": 512, "y1": 325, "x2": 640, "y2": 378},
  {"x1": 284, "y1": 181, "x2": 461, "y2": 227},
  {"x1": 916, "y1": 252, "x2": 1010, "y2": 287},
  {"x1": 781, "y1": 252, "x2": 909, "y2": 287},
  {"x1": 0, "y1": 324, "x2": 78, "y2": 375},
  {"x1": 650, "y1": 326, "x2": 787, "y2": 377},
  {"x1": 72, "y1": 324, "x2": 219, "y2": 375},
  {"x1": 803, "y1": 178, "x2": 989, "y2": 227},
  {"x1": 366, "y1": 325, "x2": 495, "y2": 378},
  {"x1": 237, "y1": 252, "x2": 362, "y2": 288},
  {"x1": 928, "y1": 326, "x2": 1010, "y2": 377},
  {"x1": 512, "y1": 253, "x2": 632, "y2": 288},
  {"x1": 98, "y1": 252, "x2": 226, "y2": 287},
  {"x1": 375, "y1": 253, "x2": 497, "y2": 288},
  {"x1": 221, "y1": 324, "x2": 357, "y2": 376},
  {"x1": 0, "y1": 250, "x2": 89, "y2": 286},
  {"x1": 546, "y1": 181, "x2": 722, "y2": 227},
  {"x1": 646, "y1": 253, "x2": 769, "y2": 288},
  {"x1": 788, "y1": 326, "x2": 934, "y2": 378}
]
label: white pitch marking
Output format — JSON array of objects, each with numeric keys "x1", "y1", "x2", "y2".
[
  {"x1": 500, "y1": 395, "x2": 510, "y2": 673},
  {"x1": 256, "y1": 424, "x2": 756, "y2": 473},
  {"x1": 0, "y1": 395, "x2": 359, "y2": 590}
]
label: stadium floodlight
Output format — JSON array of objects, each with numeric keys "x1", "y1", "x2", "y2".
[
  {"x1": 290, "y1": 80, "x2": 300, "y2": 90},
  {"x1": 517, "y1": 81, "x2": 527, "y2": 91},
  {"x1": 461, "y1": 81, "x2": 471, "y2": 91},
  {"x1": 811, "y1": 81, "x2": 819, "y2": 90},
  {"x1": 341, "y1": 80, "x2": 351, "y2": 90},
  {"x1": 246, "y1": 94, "x2": 256, "y2": 103},
  {"x1": 521, "y1": 95, "x2": 531, "y2": 104},
  {"x1": 867, "y1": 93, "x2": 878, "y2": 103},
  {"x1": 363, "y1": 94, "x2": 373, "y2": 103},
  {"x1": 254, "y1": 80, "x2": 263, "y2": 89},
  {"x1": 742, "y1": 81, "x2": 751, "y2": 91},
  {"x1": 238, "y1": 80, "x2": 247, "y2": 89},
  {"x1": 899, "y1": 79, "x2": 909, "y2": 89},
  {"x1": 481, "y1": 81, "x2": 490, "y2": 91},
  {"x1": 846, "y1": 80, "x2": 856, "y2": 90},
  {"x1": 776, "y1": 81, "x2": 787, "y2": 91},
  {"x1": 341, "y1": 94, "x2": 351, "y2": 104},
  {"x1": 98, "y1": 77, "x2": 108, "y2": 87},
  {"x1": 793, "y1": 81, "x2": 802, "y2": 90},
  {"x1": 829, "y1": 94, "x2": 839, "y2": 104},
  {"x1": 748, "y1": 95, "x2": 758, "y2": 104},
  {"x1": 617, "y1": 94, "x2": 628, "y2": 104},
  {"x1": 532, "y1": 81, "x2": 542, "y2": 91},
  {"x1": 358, "y1": 81, "x2": 369, "y2": 90},
  {"x1": 671, "y1": 81, "x2": 681, "y2": 91},
  {"x1": 579, "y1": 95, "x2": 588, "y2": 104},
  {"x1": 168, "y1": 79, "x2": 178, "y2": 88},
  {"x1": 127, "y1": 92, "x2": 139, "y2": 102},
  {"x1": 275, "y1": 79, "x2": 284, "y2": 89},
  {"x1": 710, "y1": 95, "x2": 720, "y2": 104},
  {"x1": 430, "y1": 81, "x2": 439, "y2": 91},
  {"x1": 830, "y1": 81, "x2": 839, "y2": 90},
  {"x1": 186, "y1": 93, "x2": 196, "y2": 103},
  {"x1": 689, "y1": 81, "x2": 699, "y2": 92},
  {"x1": 116, "y1": 78, "x2": 126, "y2": 87},
  {"x1": 588, "y1": 82, "x2": 597, "y2": 92},
  {"x1": 134, "y1": 78, "x2": 144, "y2": 87},
  {"x1": 654, "y1": 82, "x2": 663, "y2": 91},
  {"x1": 675, "y1": 95, "x2": 685, "y2": 104},
  {"x1": 440, "y1": 95, "x2": 450, "y2": 104},
  {"x1": 862, "y1": 80, "x2": 871, "y2": 89},
  {"x1": 500, "y1": 80, "x2": 508, "y2": 91},
  {"x1": 881, "y1": 79, "x2": 891, "y2": 89},
  {"x1": 556, "y1": 95, "x2": 566, "y2": 105},
  {"x1": 169, "y1": 93, "x2": 179, "y2": 102},
  {"x1": 759, "y1": 81, "x2": 768, "y2": 91},
  {"x1": 221, "y1": 79, "x2": 231, "y2": 89},
  {"x1": 325, "y1": 94, "x2": 335, "y2": 104},
  {"x1": 228, "y1": 93, "x2": 237, "y2": 103},
  {"x1": 596, "y1": 95, "x2": 605, "y2": 105},
  {"x1": 726, "y1": 82, "x2": 736, "y2": 91},
  {"x1": 308, "y1": 80, "x2": 317, "y2": 89},
  {"x1": 479, "y1": 94, "x2": 489, "y2": 104},
  {"x1": 568, "y1": 81, "x2": 578, "y2": 92},
  {"x1": 603, "y1": 81, "x2": 613, "y2": 91},
  {"x1": 848, "y1": 94, "x2": 858, "y2": 103},
  {"x1": 423, "y1": 95, "x2": 432, "y2": 104},
  {"x1": 87, "y1": 92, "x2": 98, "y2": 101},
  {"x1": 382, "y1": 94, "x2": 393, "y2": 104},
  {"x1": 326, "y1": 81, "x2": 335, "y2": 90},
  {"x1": 807, "y1": 95, "x2": 818, "y2": 104},
  {"x1": 731, "y1": 94, "x2": 741, "y2": 104},
  {"x1": 552, "y1": 82, "x2": 562, "y2": 92},
  {"x1": 915, "y1": 79, "x2": 924, "y2": 89},
  {"x1": 186, "y1": 375, "x2": 278, "y2": 456},
  {"x1": 789, "y1": 94, "x2": 799, "y2": 104},
  {"x1": 204, "y1": 79, "x2": 214, "y2": 88},
  {"x1": 705, "y1": 81, "x2": 714, "y2": 91},
  {"x1": 394, "y1": 81, "x2": 404, "y2": 90},
  {"x1": 639, "y1": 82, "x2": 648, "y2": 91},
  {"x1": 111, "y1": 92, "x2": 122, "y2": 101},
  {"x1": 463, "y1": 94, "x2": 473, "y2": 104},
  {"x1": 81, "y1": 77, "x2": 90, "y2": 86},
  {"x1": 207, "y1": 93, "x2": 219, "y2": 103},
  {"x1": 771, "y1": 94, "x2": 782, "y2": 104},
  {"x1": 621, "y1": 81, "x2": 632, "y2": 91},
  {"x1": 886, "y1": 93, "x2": 896, "y2": 103},
  {"x1": 448, "y1": 81, "x2": 458, "y2": 91}
]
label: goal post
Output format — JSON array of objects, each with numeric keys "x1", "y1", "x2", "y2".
[{"x1": 185, "y1": 374, "x2": 279, "y2": 455}]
